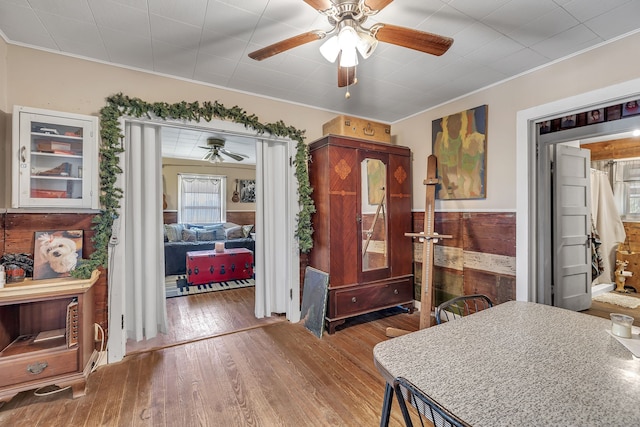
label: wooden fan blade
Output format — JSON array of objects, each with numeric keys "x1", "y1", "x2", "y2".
[
  {"x1": 373, "y1": 24, "x2": 453, "y2": 56},
  {"x1": 248, "y1": 31, "x2": 325, "y2": 61},
  {"x1": 338, "y1": 64, "x2": 356, "y2": 88},
  {"x1": 363, "y1": 0, "x2": 394, "y2": 12},
  {"x1": 303, "y1": 0, "x2": 334, "y2": 12}
]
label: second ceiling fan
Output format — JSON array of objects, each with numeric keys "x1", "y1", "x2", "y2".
[
  {"x1": 199, "y1": 137, "x2": 249, "y2": 164},
  {"x1": 248, "y1": 0, "x2": 454, "y2": 88}
]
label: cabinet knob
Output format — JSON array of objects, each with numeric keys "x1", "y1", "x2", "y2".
[
  {"x1": 393, "y1": 289, "x2": 399, "y2": 295},
  {"x1": 351, "y1": 297, "x2": 357, "y2": 303},
  {"x1": 27, "y1": 361, "x2": 48, "y2": 375}
]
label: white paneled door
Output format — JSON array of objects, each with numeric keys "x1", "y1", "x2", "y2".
[{"x1": 552, "y1": 144, "x2": 592, "y2": 311}]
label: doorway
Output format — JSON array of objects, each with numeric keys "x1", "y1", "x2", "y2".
[
  {"x1": 536, "y1": 118, "x2": 640, "y2": 309},
  {"x1": 128, "y1": 125, "x2": 259, "y2": 355},
  {"x1": 516, "y1": 76, "x2": 640, "y2": 309},
  {"x1": 108, "y1": 117, "x2": 301, "y2": 364}
]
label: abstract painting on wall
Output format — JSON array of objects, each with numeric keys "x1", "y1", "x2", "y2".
[{"x1": 432, "y1": 105, "x2": 488, "y2": 199}]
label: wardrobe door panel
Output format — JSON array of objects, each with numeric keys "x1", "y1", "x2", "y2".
[
  {"x1": 328, "y1": 145, "x2": 359, "y2": 287},
  {"x1": 389, "y1": 153, "x2": 413, "y2": 277}
]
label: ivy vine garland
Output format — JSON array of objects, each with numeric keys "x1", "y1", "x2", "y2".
[{"x1": 72, "y1": 93, "x2": 315, "y2": 278}]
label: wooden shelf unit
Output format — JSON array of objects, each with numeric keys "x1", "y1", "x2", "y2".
[{"x1": 0, "y1": 270, "x2": 100, "y2": 402}]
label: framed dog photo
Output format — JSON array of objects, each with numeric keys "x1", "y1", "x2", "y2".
[{"x1": 33, "y1": 230, "x2": 83, "y2": 280}]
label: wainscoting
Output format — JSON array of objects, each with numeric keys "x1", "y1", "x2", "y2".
[
  {"x1": 162, "y1": 210, "x2": 255, "y2": 226},
  {"x1": 0, "y1": 210, "x2": 514, "y2": 347},
  {"x1": 411, "y1": 211, "x2": 517, "y2": 307}
]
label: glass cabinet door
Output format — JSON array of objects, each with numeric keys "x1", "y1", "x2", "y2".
[
  {"x1": 360, "y1": 155, "x2": 389, "y2": 275},
  {"x1": 13, "y1": 106, "x2": 98, "y2": 209}
]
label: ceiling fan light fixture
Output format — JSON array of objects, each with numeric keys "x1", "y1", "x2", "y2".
[
  {"x1": 356, "y1": 31, "x2": 378, "y2": 59},
  {"x1": 339, "y1": 46, "x2": 358, "y2": 67},
  {"x1": 320, "y1": 35, "x2": 340, "y2": 63},
  {"x1": 208, "y1": 152, "x2": 223, "y2": 164},
  {"x1": 337, "y1": 25, "x2": 359, "y2": 52}
]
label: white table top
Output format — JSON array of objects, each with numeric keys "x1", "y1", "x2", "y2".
[{"x1": 373, "y1": 301, "x2": 640, "y2": 426}]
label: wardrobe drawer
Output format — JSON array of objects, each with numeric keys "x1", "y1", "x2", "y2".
[{"x1": 330, "y1": 277, "x2": 413, "y2": 318}]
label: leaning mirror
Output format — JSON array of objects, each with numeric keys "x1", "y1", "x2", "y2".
[{"x1": 361, "y1": 158, "x2": 388, "y2": 271}]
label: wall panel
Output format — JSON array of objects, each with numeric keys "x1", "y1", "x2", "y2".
[{"x1": 411, "y1": 211, "x2": 516, "y2": 308}]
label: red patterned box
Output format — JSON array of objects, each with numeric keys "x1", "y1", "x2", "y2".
[{"x1": 186, "y1": 248, "x2": 253, "y2": 285}]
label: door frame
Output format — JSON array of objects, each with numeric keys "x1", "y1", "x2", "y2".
[
  {"x1": 107, "y1": 116, "x2": 299, "y2": 364},
  {"x1": 516, "y1": 77, "x2": 640, "y2": 303}
]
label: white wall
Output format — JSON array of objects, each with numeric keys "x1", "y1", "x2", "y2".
[
  {"x1": 5, "y1": 43, "x2": 339, "y2": 134},
  {"x1": 1, "y1": 41, "x2": 339, "y2": 207},
  {"x1": 161, "y1": 158, "x2": 256, "y2": 212},
  {"x1": 394, "y1": 31, "x2": 640, "y2": 211},
  {"x1": 5, "y1": 31, "x2": 640, "y2": 213},
  {"x1": 0, "y1": 36, "x2": 6, "y2": 112},
  {"x1": 0, "y1": 37, "x2": 8, "y2": 207}
]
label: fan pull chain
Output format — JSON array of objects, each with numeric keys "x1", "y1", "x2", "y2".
[
  {"x1": 345, "y1": 66, "x2": 351, "y2": 99},
  {"x1": 345, "y1": 66, "x2": 357, "y2": 99}
]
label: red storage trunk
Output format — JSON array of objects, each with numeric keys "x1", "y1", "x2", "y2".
[{"x1": 186, "y1": 248, "x2": 253, "y2": 285}]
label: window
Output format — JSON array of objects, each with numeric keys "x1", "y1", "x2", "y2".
[
  {"x1": 178, "y1": 173, "x2": 226, "y2": 224},
  {"x1": 619, "y1": 160, "x2": 640, "y2": 221}
]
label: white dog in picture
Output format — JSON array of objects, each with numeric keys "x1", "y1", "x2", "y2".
[{"x1": 38, "y1": 233, "x2": 79, "y2": 274}]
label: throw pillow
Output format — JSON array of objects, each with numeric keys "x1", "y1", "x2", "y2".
[
  {"x1": 242, "y1": 224, "x2": 254, "y2": 238},
  {"x1": 208, "y1": 223, "x2": 226, "y2": 240},
  {"x1": 225, "y1": 225, "x2": 244, "y2": 240},
  {"x1": 196, "y1": 229, "x2": 216, "y2": 241},
  {"x1": 181, "y1": 228, "x2": 197, "y2": 242},
  {"x1": 164, "y1": 223, "x2": 184, "y2": 242},
  {"x1": 186, "y1": 223, "x2": 225, "y2": 240}
]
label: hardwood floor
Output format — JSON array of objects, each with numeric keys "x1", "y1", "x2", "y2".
[
  {"x1": 126, "y1": 287, "x2": 285, "y2": 355},
  {"x1": 582, "y1": 290, "x2": 640, "y2": 327},
  {"x1": 0, "y1": 288, "x2": 420, "y2": 427},
  {"x1": 3, "y1": 288, "x2": 636, "y2": 426}
]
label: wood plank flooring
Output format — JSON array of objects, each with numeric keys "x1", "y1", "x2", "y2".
[
  {"x1": 2, "y1": 287, "x2": 638, "y2": 426},
  {"x1": 0, "y1": 288, "x2": 419, "y2": 427},
  {"x1": 126, "y1": 287, "x2": 285, "y2": 355},
  {"x1": 582, "y1": 290, "x2": 640, "y2": 327}
]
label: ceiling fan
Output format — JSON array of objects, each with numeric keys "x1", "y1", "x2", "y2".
[
  {"x1": 199, "y1": 137, "x2": 248, "y2": 164},
  {"x1": 248, "y1": 0, "x2": 453, "y2": 89}
]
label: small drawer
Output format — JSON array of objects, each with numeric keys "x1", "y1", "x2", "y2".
[
  {"x1": 331, "y1": 278, "x2": 413, "y2": 317},
  {"x1": 0, "y1": 348, "x2": 78, "y2": 388}
]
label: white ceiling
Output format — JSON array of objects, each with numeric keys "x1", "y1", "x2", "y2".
[
  {"x1": 2, "y1": 0, "x2": 640, "y2": 162},
  {"x1": 161, "y1": 126, "x2": 258, "y2": 164}
]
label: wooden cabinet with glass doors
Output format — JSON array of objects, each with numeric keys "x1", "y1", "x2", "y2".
[
  {"x1": 12, "y1": 106, "x2": 99, "y2": 209},
  {"x1": 308, "y1": 135, "x2": 414, "y2": 333}
]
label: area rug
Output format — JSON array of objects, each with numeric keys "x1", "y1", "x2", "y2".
[
  {"x1": 165, "y1": 275, "x2": 254, "y2": 298},
  {"x1": 593, "y1": 292, "x2": 640, "y2": 309}
]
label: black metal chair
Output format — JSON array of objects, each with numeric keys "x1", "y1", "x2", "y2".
[
  {"x1": 393, "y1": 377, "x2": 470, "y2": 427},
  {"x1": 435, "y1": 294, "x2": 493, "y2": 325}
]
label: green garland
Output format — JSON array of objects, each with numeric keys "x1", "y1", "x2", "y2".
[{"x1": 72, "y1": 93, "x2": 315, "y2": 278}]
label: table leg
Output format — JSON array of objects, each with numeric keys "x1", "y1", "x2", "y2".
[{"x1": 380, "y1": 382, "x2": 394, "y2": 427}]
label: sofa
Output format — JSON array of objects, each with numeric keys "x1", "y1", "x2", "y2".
[{"x1": 163, "y1": 222, "x2": 254, "y2": 276}]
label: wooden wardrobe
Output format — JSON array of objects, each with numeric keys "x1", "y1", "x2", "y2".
[{"x1": 308, "y1": 135, "x2": 414, "y2": 333}]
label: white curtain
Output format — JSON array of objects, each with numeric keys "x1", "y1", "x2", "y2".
[
  {"x1": 119, "y1": 122, "x2": 167, "y2": 341},
  {"x1": 254, "y1": 139, "x2": 292, "y2": 318},
  {"x1": 178, "y1": 174, "x2": 223, "y2": 223},
  {"x1": 590, "y1": 168, "x2": 626, "y2": 285}
]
